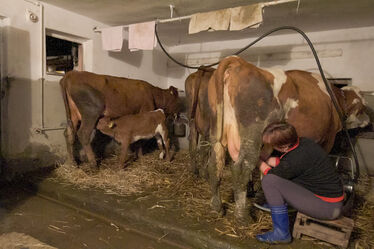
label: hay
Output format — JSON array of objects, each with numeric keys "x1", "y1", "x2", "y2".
[
  {"x1": 51, "y1": 151, "x2": 271, "y2": 239},
  {"x1": 51, "y1": 151, "x2": 374, "y2": 247},
  {"x1": 351, "y1": 175, "x2": 374, "y2": 249}
]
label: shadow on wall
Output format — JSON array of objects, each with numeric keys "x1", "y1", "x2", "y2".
[
  {"x1": 108, "y1": 39, "x2": 143, "y2": 68},
  {"x1": 168, "y1": 44, "x2": 299, "y2": 72},
  {"x1": 152, "y1": 48, "x2": 169, "y2": 79},
  {"x1": 2, "y1": 27, "x2": 31, "y2": 163},
  {"x1": 1, "y1": 143, "x2": 63, "y2": 182},
  {"x1": 0, "y1": 27, "x2": 65, "y2": 180},
  {"x1": 166, "y1": 44, "x2": 300, "y2": 92}
]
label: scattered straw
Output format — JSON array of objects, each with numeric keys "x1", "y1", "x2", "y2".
[
  {"x1": 351, "y1": 175, "x2": 374, "y2": 249},
  {"x1": 51, "y1": 151, "x2": 271, "y2": 240},
  {"x1": 50, "y1": 151, "x2": 373, "y2": 247}
]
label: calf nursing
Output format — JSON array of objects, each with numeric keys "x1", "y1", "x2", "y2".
[{"x1": 97, "y1": 109, "x2": 171, "y2": 166}]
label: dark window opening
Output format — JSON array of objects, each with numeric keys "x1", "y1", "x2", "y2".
[
  {"x1": 327, "y1": 78, "x2": 352, "y2": 88},
  {"x1": 46, "y1": 36, "x2": 80, "y2": 75}
]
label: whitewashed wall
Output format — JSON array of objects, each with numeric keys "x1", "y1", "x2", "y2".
[
  {"x1": 167, "y1": 26, "x2": 374, "y2": 92},
  {"x1": 0, "y1": 0, "x2": 168, "y2": 171}
]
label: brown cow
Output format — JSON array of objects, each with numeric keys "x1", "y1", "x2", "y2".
[
  {"x1": 60, "y1": 71, "x2": 179, "y2": 167},
  {"x1": 206, "y1": 56, "x2": 369, "y2": 221},
  {"x1": 96, "y1": 109, "x2": 170, "y2": 166},
  {"x1": 185, "y1": 67, "x2": 215, "y2": 176}
]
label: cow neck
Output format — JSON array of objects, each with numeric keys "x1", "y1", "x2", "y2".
[
  {"x1": 153, "y1": 87, "x2": 167, "y2": 110},
  {"x1": 339, "y1": 88, "x2": 348, "y2": 118},
  {"x1": 279, "y1": 137, "x2": 300, "y2": 159}
]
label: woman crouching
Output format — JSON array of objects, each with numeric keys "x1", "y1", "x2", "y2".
[{"x1": 256, "y1": 121, "x2": 343, "y2": 244}]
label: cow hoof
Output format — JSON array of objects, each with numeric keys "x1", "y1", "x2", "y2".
[
  {"x1": 80, "y1": 163, "x2": 99, "y2": 174},
  {"x1": 198, "y1": 168, "x2": 208, "y2": 180},
  {"x1": 234, "y1": 210, "x2": 250, "y2": 225},
  {"x1": 64, "y1": 158, "x2": 77, "y2": 167},
  {"x1": 159, "y1": 151, "x2": 165, "y2": 159},
  {"x1": 188, "y1": 164, "x2": 199, "y2": 176},
  {"x1": 210, "y1": 197, "x2": 222, "y2": 213}
]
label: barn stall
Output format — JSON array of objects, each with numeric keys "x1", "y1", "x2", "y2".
[{"x1": 0, "y1": 0, "x2": 374, "y2": 248}]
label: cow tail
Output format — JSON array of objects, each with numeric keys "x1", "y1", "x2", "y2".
[
  {"x1": 189, "y1": 68, "x2": 204, "y2": 120},
  {"x1": 213, "y1": 57, "x2": 235, "y2": 142},
  {"x1": 59, "y1": 77, "x2": 73, "y2": 131}
]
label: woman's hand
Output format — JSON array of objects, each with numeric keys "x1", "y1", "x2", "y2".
[
  {"x1": 259, "y1": 160, "x2": 272, "y2": 174},
  {"x1": 266, "y1": 157, "x2": 280, "y2": 167}
]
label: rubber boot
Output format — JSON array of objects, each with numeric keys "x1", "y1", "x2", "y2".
[{"x1": 256, "y1": 205, "x2": 292, "y2": 244}]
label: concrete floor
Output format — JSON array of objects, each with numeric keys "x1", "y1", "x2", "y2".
[{"x1": 0, "y1": 184, "x2": 183, "y2": 249}]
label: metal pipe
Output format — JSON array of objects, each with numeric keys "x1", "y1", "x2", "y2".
[
  {"x1": 34, "y1": 127, "x2": 66, "y2": 134},
  {"x1": 39, "y1": 2, "x2": 45, "y2": 129},
  {"x1": 24, "y1": 0, "x2": 66, "y2": 133}
]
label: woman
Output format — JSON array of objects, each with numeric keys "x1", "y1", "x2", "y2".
[{"x1": 256, "y1": 121, "x2": 343, "y2": 244}]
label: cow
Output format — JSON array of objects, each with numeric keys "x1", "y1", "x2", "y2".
[
  {"x1": 96, "y1": 109, "x2": 171, "y2": 166},
  {"x1": 60, "y1": 71, "x2": 179, "y2": 167},
  {"x1": 185, "y1": 66, "x2": 370, "y2": 176},
  {"x1": 333, "y1": 86, "x2": 370, "y2": 129},
  {"x1": 205, "y1": 56, "x2": 370, "y2": 222},
  {"x1": 185, "y1": 67, "x2": 215, "y2": 176}
]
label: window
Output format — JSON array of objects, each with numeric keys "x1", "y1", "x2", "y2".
[
  {"x1": 327, "y1": 78, "x2": 352, "y2": 89},
  {"x1": 46, "y1": 35, "x2": 81, "y2": 75}
]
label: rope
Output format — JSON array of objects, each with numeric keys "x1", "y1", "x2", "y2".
[{"x1": 155, "y1": 24, "x2": 360, "y2": 182}]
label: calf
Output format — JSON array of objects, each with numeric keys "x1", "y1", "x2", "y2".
[{"x1": 96, "y1": 109, "x2": 171, "y2": 166}]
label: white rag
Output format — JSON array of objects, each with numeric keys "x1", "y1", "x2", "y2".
[
  {"x1": 101, "y1": 26, "x2": 124, "y2": 51},
  {"x1": 230, "y1": 4, "x2": 263, "y2": 31},
  {"x1": 188, "y1": 9, "x2": 231, "y2": 34},
  {"x1": 128, "y1": 21, "x2": 156, "y2": 51}
]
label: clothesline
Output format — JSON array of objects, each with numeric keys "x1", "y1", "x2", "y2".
[{"x1": 93, "y1": 0, "x2": 298, "y2": 33}]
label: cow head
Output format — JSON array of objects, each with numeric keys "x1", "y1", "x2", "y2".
[
  {"x1": 158, "y1": 86, "x2": 180, "y2": 117},
  {"x1": 97, "y1": 116, "x2": 116, "y2": 135},
  {"x1": 342, "y1": 86, "x2": 370, "y2": 129}
]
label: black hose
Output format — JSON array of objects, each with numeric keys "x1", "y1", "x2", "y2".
[{"x1": 155, "y1": 24, "x2": 360, "y2": 182}]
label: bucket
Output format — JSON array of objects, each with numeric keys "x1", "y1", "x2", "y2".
[{"x1": 173, "y1": 117, "x2": 187, "y2": 137}]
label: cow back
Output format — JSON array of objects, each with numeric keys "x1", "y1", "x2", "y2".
[
  {"x1": 278, "y1": 70, "x2": 341, "y2": 151},
  {"x1": 63, "y1": 71, "x2": 179, "y2": 119}
]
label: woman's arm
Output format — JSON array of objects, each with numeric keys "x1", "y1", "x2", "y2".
[{"x1": 259, "y1": 160, "x2": 272, "y2": 175}]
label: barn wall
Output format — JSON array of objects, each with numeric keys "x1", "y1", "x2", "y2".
[
  {"x1": 0, "y1": 0, "x2": 168, "y2": 173},
  {"x1": 167, "y1": 26, "x2": 374, "y2": 92}
]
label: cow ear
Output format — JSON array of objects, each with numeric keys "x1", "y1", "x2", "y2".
[{"x1": 169, "y1": 86, "x2": 178, "y2": 96}]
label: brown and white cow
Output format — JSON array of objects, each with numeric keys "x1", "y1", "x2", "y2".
[
  {"x1": 96, "y1": 109, "x2": 171, "y2": 166},
  {"x1": 186, "y1": 66, "x2": 370, "y2": 175},
  {"x1": 334, "y1": 86, "x2": 370, "y2": 129},
  {"x1": 60, "y1": 71, "x2": 179, "y2": 167},
  {"x1": 206, "y1": 56, "x2": 369, "y2": 221}
]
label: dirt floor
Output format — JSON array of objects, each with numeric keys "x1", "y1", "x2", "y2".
[
  {"x1": 47, "y1": 150, "x2": 374, "y2": 249},
  {"x1": 0, "y1": 183, "x2": 184, "y2": 249}
]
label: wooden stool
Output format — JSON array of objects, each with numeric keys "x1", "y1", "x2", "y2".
[{"x1": 292, "y1": 212, "x2": 354, "y2": 248}]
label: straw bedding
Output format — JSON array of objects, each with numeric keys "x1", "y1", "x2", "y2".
[{"x1": 51, "y1": 151, "x2": 374, "y2": 247}]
